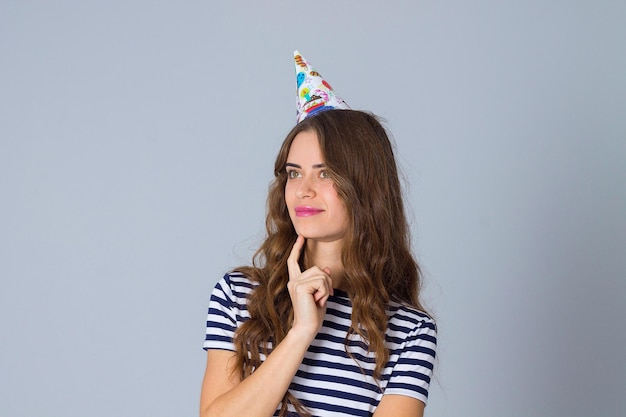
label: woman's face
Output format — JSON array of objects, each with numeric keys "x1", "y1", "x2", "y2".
[{"x1": 284, "y1": 130, "x2": 349, "y2": 243}]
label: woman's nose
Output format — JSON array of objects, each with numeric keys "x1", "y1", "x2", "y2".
[{"x1": 295, "y1": 176, "x2": 315, "y2": 199}]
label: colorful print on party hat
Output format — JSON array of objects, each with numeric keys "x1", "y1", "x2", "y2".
[{"x1": 294, "y1": 50, "x2": 350, "y2": 123}]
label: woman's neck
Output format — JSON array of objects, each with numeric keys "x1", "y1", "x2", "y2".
[{"x1": 304, "y1": 239, "x2": 346, "y2": 291}]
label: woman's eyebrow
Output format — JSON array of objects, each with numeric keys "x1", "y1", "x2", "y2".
[{"x1": 285, "y1": 162, "x2": 326, "y2": 169}]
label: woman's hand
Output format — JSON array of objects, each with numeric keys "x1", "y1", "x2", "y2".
[{"x1": 286, "y1": 235, "x2": 334, "y2": 339}]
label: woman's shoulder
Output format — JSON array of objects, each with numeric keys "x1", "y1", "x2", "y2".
[
  {"x1": 216, "y1": 270, "x2": 258, "y2": 298},
  {"x1": 387, "y1": 300, "x2": 437, "y2": 333}
]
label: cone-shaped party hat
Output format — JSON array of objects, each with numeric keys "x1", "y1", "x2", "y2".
[{"x1": 294, "y1": 50, "x2": 350, "y2": 123}]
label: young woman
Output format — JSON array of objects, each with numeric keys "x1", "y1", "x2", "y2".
[{"x1": 200, "y1": 109, "x2": 437, "y2": 417}]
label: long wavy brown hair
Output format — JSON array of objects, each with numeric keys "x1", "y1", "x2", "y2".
[{"x1": 232, "y1": 109, "x2": 426, "y2": 416}]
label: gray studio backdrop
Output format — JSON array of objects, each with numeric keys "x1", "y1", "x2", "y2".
[{"x1": 1, "y1": 1, "x2": 625, "y2": 416}]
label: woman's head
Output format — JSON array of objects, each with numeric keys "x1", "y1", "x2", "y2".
[
  {"x1": 282, "y1": 129, "x2": 350, "y2": 243},
  {"x1": 268, "y1": 110, "x2": 408, "y2": 272}
]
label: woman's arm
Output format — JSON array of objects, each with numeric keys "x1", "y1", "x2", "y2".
[
  {"x1": 199, "y1": 350, "x2": 239, "y2": 413},
  {"x1": 373, "y1": 395, "x2": 425, "y2": 417},
  {"x1": 200, "y1": 236, "x2": 333, "y2": 417},
  {"x1": 199, "y1": 327, "x2": 315, "y2": 417}
]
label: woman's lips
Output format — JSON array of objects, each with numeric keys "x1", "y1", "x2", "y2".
[{"x1": 294, "y1": 206, "x2": 324, "y2": 217}]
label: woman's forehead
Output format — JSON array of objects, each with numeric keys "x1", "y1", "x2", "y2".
[{"x1": 287, "y1": 130, "x2": 323, "y2": 162}]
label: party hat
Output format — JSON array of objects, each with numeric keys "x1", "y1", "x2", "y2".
[{"x1": 294, "y1": 50, "x2": 350, "y2": 123}]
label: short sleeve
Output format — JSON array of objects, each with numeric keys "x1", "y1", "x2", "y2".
[
  {"x1": 384, "y1": 317, "x2": 437, "y2": 404},
  {"x1": 203, "y1": 274, "x2": 240, "y2": 352}
]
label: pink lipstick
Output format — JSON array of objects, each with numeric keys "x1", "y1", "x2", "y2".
[{"x1": 294, "y1": 206, "x2": 324, "y2": 217}]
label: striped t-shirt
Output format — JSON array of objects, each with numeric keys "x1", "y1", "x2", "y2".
[{"x1": 204, "y1": 272, "x2": 437, "y2": 417}]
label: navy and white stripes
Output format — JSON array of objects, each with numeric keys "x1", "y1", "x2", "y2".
[{"x1": 204, "y1": 272, "x2": 437, "y2": 417}]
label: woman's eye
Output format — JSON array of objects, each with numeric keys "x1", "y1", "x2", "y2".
[
  {"x1": 319, "y1": 170, "x2": 330, "y2": 179},
  {"x1": 286, "y1": 170, "x2": 300, "y2": 179}
]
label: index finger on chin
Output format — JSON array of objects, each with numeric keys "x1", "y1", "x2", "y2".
[{"x1": 287, "y1": 235, "x2": 305, "y2": 280}]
